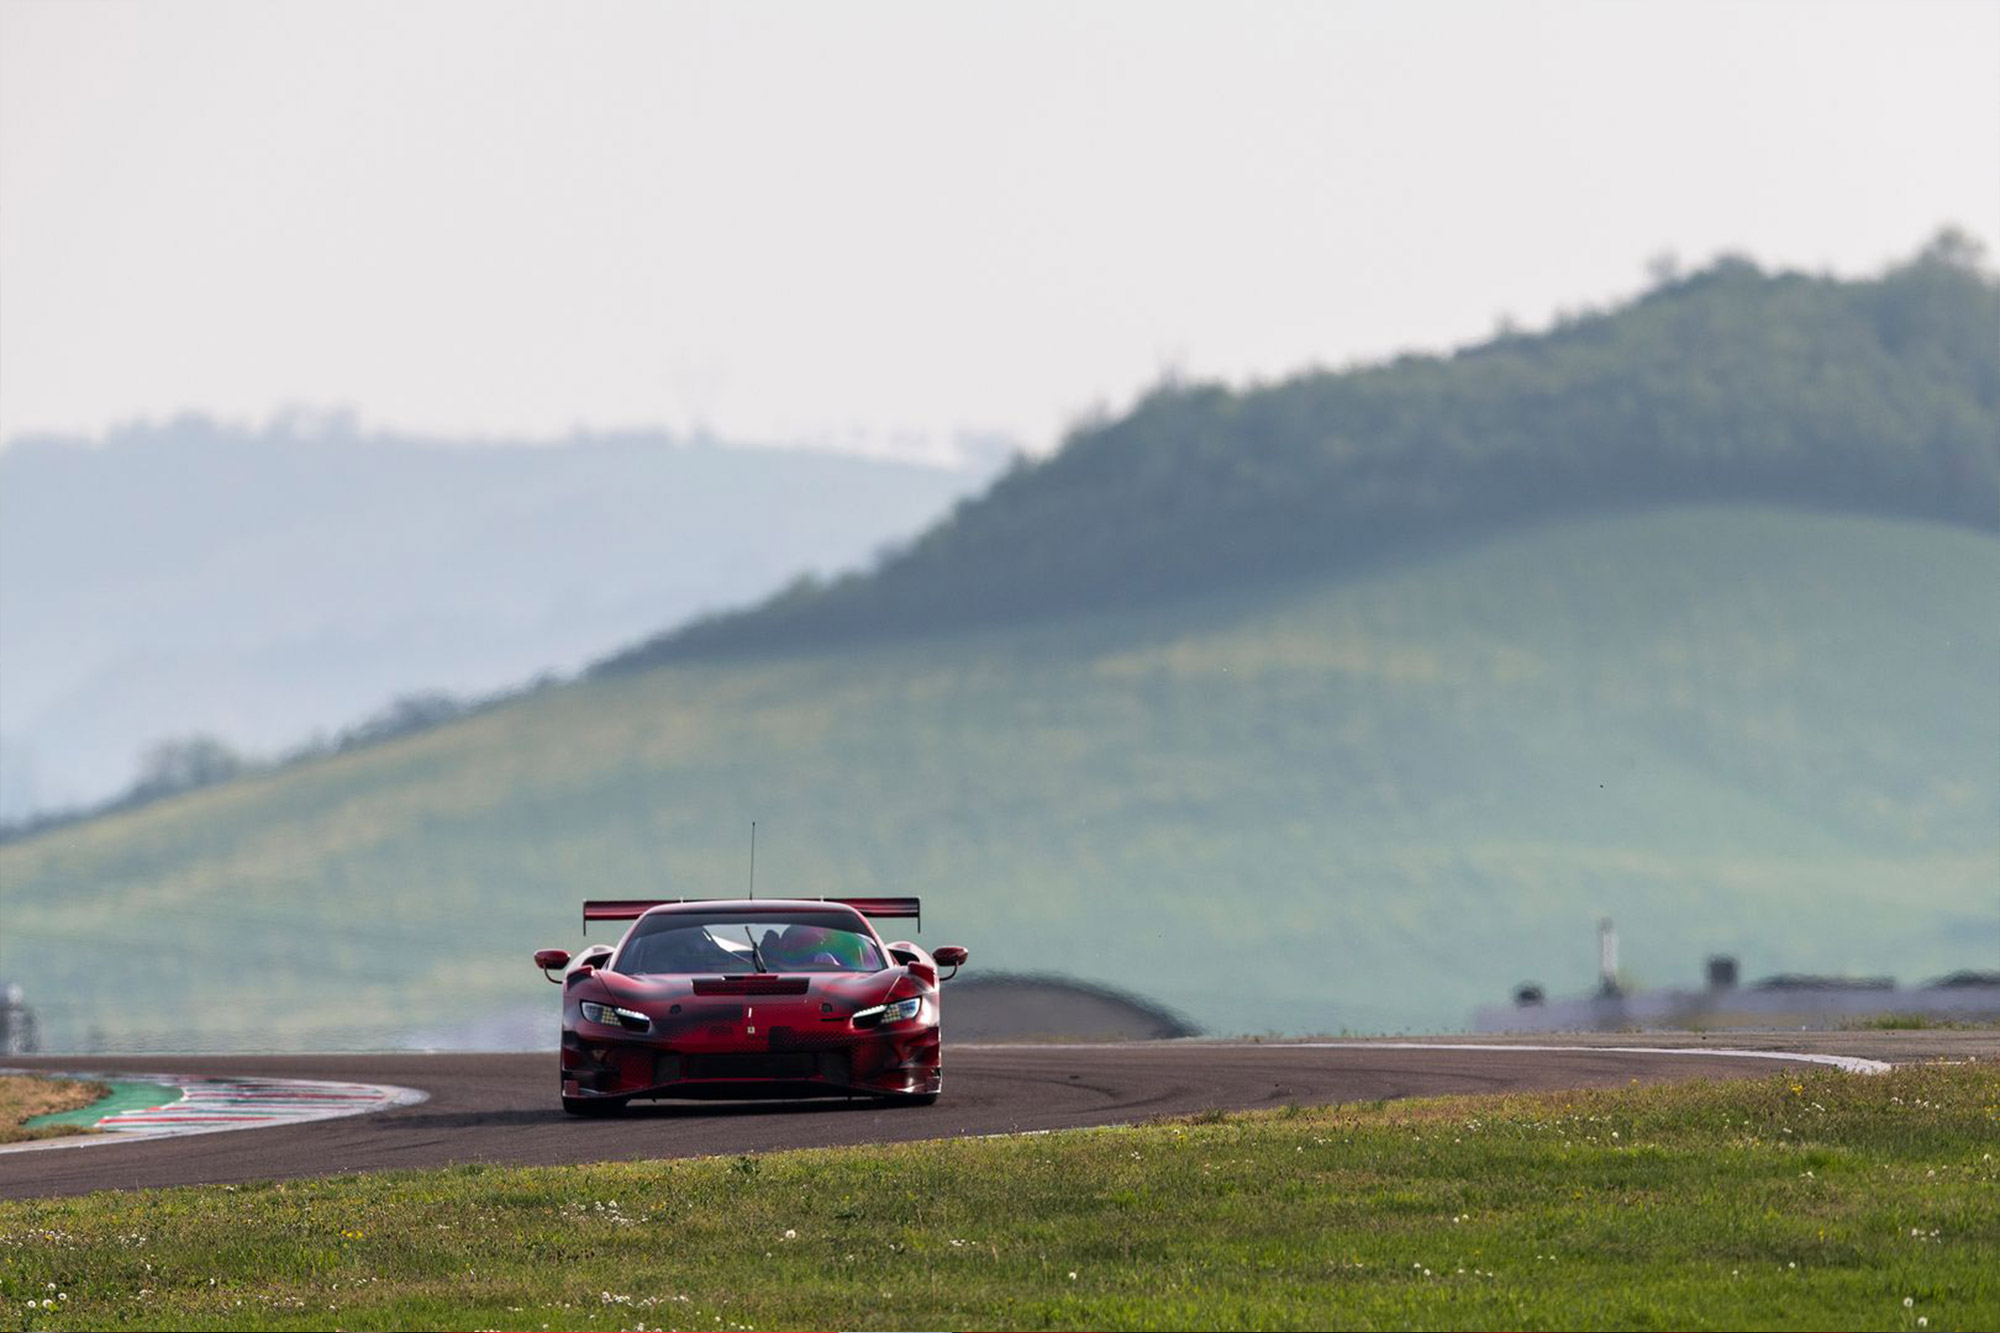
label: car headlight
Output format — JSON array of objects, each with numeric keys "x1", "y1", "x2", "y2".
[
  {"x1": 853, "y1": 996, "x2": 924, "y2": 1028},
  {"x1": 579, "y1": 1001, "x2": 652, "y2": 1033}
]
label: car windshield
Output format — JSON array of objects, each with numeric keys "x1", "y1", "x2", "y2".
[{"x1": 615, "y1": 910, "x2": 887, "y2": 976}]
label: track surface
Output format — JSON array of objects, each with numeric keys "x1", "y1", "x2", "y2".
[{"x1": 0, "y1": 1042, "x2": 1851, "y2": 1199}]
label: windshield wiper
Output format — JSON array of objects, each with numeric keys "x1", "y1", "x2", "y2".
[{"x1": 743, "y1": 927, "x2": 768, "y2": 974}]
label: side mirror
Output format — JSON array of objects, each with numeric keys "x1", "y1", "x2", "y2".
[
  {"x1": 534, "y1": 948, "x2": 571, "y2": 983},
  {"x1": 933, "y1": 945, "x2": 968, "y2": 968}
]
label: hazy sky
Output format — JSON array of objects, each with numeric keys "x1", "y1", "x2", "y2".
[{"x1": 4, "y1": 0, "x2": 1996, "y2": 457}]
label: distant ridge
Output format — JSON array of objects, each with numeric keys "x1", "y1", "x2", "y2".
[
  {"x1": 0, "y1": 422, "x2": 991, "y2": 819},
  {"x1": 601, "y1": 234, "x2": 1997, "y2": 671}
]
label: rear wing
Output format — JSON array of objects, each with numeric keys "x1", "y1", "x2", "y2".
[
  {"x1": 582, "y1": 900, "x2": 674, "y2": 926},
  {"x1": 581, "y1": 896, "x2": 921, "y2": 932}
]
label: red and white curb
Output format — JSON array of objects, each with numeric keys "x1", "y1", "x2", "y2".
[{"x1": 2, "y1": 1073, "x2": 427, "y2": 1153}]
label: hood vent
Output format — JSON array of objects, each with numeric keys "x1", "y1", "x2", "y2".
[{"x1": 694, "y1": 976, "x2": 811, "y2": 996}]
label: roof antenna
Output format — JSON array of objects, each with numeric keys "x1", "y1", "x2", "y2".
[{"x1": 748, "y1": 820, "x2": 757, "y2": 900}]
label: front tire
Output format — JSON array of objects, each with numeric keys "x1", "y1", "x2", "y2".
[{"x1": 562, "y1": 1095, "x2": 628, "y2": 1117}]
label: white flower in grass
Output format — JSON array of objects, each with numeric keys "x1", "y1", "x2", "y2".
[
  {"x1": 1905, "y1": 1297, "x2": 1915, "y2": 1308},
  {"x1": 782, "y1": 1228, "x2": 797, "y2": 1241}
]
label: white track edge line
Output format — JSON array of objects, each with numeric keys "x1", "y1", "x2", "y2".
[
  {"x1": 954, "y1": 1043, "x2": 1893, "y2": 1143},
  {"x1": 965, "y1": 1041, "x2": 1894, "y2": 1075},
  {"x1": 1295, "y1": 1042, "x2": 1891, "y2": 1074}
]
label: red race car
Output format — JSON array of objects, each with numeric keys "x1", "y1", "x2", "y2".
[{"x1": 534, "y1": 897, "x2": 967, "y2": 1115}]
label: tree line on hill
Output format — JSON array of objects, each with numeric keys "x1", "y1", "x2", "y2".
[
  {"x1": 0, "y1": 691, "x2": 484, "y2": 843},
  {"x1": 601, "y1": 231, "x2": 1998, "y2": 670}
]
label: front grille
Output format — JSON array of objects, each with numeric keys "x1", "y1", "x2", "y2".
[
  {"x1": 693, "y1": 976, "x2": 811, "y2": 996},
  {"x1": 768, "y1": 1025, "x2": 853, "y2": 1049},
  {"x1": 683, "y1": 1052, "x2": 821, "y2": 1080}
]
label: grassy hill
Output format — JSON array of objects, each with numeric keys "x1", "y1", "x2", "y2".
[
  {"x1": 609, "y1": 237, "x2": 1998, "y2": 664},
  {"x1": 4, "y1": 505, "x2": 1993, "y2": 1047}
]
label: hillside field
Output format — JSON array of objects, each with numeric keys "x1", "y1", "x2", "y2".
[{"x1": 1, "y1": 505, "x2": 1994, "y2": 1048}]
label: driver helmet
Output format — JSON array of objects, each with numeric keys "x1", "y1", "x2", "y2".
[{"x1": 774, "y1": 923, "x2": 836, "y2": 964}]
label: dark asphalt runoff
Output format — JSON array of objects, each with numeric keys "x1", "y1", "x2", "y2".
[{"x1": 1, "y1": 1043, "x2": 1839, "y2": 1198}]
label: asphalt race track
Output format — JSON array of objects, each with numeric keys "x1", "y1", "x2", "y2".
[{"x1": 1, "y1": 1043, "x2": 1856, "y2": 1198}]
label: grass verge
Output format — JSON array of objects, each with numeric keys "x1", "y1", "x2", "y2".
[
  {"x1": 0, "y1": 1078, "x2": 106, "y2": 1146},
  {"x1": 1845, "y1": 1014, "x2": 1995, "y2": 1032},
  {"x1": 2, "y1": 1063, "x2": 1996, "y2": 1331}
]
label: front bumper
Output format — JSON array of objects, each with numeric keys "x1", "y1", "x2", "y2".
[{"x1": 560, "y1": 1025, "x2": 941, "y2": 1101}]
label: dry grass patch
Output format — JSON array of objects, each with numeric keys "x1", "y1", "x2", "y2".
[{"x1": 0, "y1": 1075, "x2": 107, "y2": 1144}]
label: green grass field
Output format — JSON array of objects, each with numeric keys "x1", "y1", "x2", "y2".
[
  {"x1": 1, "y1": 1062, "x2": 1994, "y2": 1331},
  {"x1": 3, "y1": 506, "x2": 1995, "y2": 1046}
]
